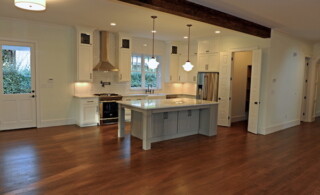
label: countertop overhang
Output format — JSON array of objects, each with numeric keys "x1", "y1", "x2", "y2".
[{"x1": 117, "y1": 98, "x2": 218, "y2": 110}]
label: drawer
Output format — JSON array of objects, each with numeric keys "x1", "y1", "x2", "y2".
[{"x1": 80, "y1": 98, "x2": 99, "y2": 105}]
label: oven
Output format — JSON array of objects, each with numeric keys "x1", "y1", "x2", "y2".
[{"x1": 95, "y1": 93, "x2": 122, "y2": 125}]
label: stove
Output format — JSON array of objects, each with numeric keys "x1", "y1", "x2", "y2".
[{"x1": 95, "y1": 93, "x2": 122, "y2": 125}]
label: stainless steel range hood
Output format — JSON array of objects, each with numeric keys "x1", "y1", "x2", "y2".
[{"x1": 93, "y1": 31, "x2": 119, "y2": 72}]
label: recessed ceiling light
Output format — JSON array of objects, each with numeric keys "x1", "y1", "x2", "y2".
[
  {"x1": 184, "y1": 36, "x2": 188, "y2": 39},
  {"x1": 143, "y1": 44, "x2": 147, "y2": 47},
  {"x1": 151, "y1": 30, "x2": 157, "y2": 33},
  {"x1": 215, "y1": 30, "x2": 221, "y2": 34},
  {"x1": 110, "y1": 23, "x2": 116, "y2": 26},
  {"x1": 15, "y1": 0, "x2": 46, "y2": 11}
]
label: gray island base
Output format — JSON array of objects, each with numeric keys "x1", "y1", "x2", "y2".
[{"x1": 117, "y1": 98, "x2": 218, "y2": 150}]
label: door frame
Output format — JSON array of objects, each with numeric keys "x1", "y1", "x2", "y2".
[
  {"x1": 0, "y1": 38, "x2": 40, "y2": 129},
  {"x1": 228, "y1": 46, "x2": 262, "y2": 134}
]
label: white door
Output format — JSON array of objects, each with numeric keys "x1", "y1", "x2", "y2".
[
  {"x1": 0, "y1": 41, "x2": 37, "y2": 131},
  {"x1": 313, "y1": 65, "x2": 320, "y2": 118},
  {"x1": 247, "y1": 49, "x2": 262, "y2": 134},
  {"x1": 218, "y1": 52, "x2": 232, "y2": 126},
  {"x1": 301, "y1": 58, "x2": 310, "y2": 121}
]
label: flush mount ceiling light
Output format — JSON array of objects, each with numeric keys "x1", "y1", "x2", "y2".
[
  {"x1": 215, "y1": 30, "x2": 221, "y2": 34},
  {"x1": 182, "y1": 24, "x2": 194, "y2": 72},
  {"x1": 110, "y1": 22, "x2": 116, "y2": 26},
  {"x1": 147, "y1": 16, "x2": 159, "y2": 70},
  {"x1": 15, "y1": 0, "x2": 46, "y2": 11}
]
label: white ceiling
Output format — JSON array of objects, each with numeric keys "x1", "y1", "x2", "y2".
[
  {"x1": 189, "y1": 0, "x2": 320, "y2": 42},
  {"x1": 0, "y1": 0, "x2": 255, "y2": 41}
]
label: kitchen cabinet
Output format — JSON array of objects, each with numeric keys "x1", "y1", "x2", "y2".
[
  {"x1": 187, "y1": 54, "x2": 198, "y2": 83},
  {"x1": 75, "y1": 97, "x2": 99, "y2": 127},
  {"x1": 76, "y1": 26, "x2": 94, "y2": 82},
  {"x1": 169, "y1": 54, "x2": 179, "y2": 82},
  {"x1": 152, "y1": 112, "x2": 178, "y2": 138},
  {"x1": 197, "y1": 52, "x2": 220, "y2": 72},
  {"x1": 178, "y1": 109, "x2": 200, "y2": 132},
  {"x1": 198, "y1": 37, "x2": 220, "y2": 54},
  {"x1": 117, "y1": 33, "x2": 132, "y2": 82}
]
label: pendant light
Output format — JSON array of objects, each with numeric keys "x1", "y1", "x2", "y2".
[
  {"x1": 15, "y1": 0, "x2": 46, "y2": 11},
  {"x1": 147, "y1": 16, "x2": 159, "y2": 69},
  {"x1": 182, "y1": 24, "x2": 194, "y2": 72}
]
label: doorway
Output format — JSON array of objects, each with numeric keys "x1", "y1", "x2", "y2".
[
  {"x1": 301, "y1": 57, "x2": 310, "y2": 121},
  {"x1": 314, "y1": 62, "x2": 320, "y2": 118},
  {"x1": 0, "y1": 41, "x2": 37, "y2": 131},
  {"x1": 217, "y1": 49, "x2": 262, "y2": 134},
  {"x1": 231, "y1": 51, "x2": 253, "y2": 127}
]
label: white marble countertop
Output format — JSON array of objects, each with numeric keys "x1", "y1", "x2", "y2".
[
  {"x1": 117, "y1": 98, "x2": 218, "y2": 110},
  {"x1": 74, "y1": 95, "x2": 98, "y2": 98}
]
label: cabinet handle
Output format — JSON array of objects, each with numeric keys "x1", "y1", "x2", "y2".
[
  {"x1": 179, "y1": 76, "x2": 181, "y2": 81},
  {"x1": 163, "y1": 112, "x2": 168, "y2": 119},
  {"x1": 87, "y1": 101, "x2": 94, "y2": 103},
  {"x1": 120, "y1": 74, "x2": 122, "y2": 80},
  {"x1": 170, "y1": 75, "x2": 172, "y2": 81},
  {"x1": 193, "y1": 76, "x2": 196, "y2": 81},
  {"x1": 188, "y1": 110, "x2": 192, "y2": 117},
  {"x1": 90, "y1": 73, "x2": 92, "y2": 79},
  {"x1": 205, "y1": 64, "x2": 208, "y2": 70}
]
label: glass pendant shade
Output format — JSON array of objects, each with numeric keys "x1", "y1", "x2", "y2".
[
  {"x1": 183, "y1": 61, "x2": 194, "y2": 72},
  {"x1": 15, "y1": 0, "x2": 46, "y2": 11},
  {"x1": 148, "y1": 57, "x2": 159, "y2": 69}
]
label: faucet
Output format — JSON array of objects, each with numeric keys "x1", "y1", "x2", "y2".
[{"x1": 145, "y1": 84, "x2": 154, "y2": 94}]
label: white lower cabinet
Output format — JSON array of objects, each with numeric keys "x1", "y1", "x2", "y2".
[
  {"x1": 178, "y1": 109, "x2": 200, "y2": 132},
  {"x1": 76, "y1": 98, "x2": 99, "y2": 127},
  {"x1": 152, "y1": 112, "x2": 178, "y2": 138}
]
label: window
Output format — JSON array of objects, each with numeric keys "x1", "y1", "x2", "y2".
[
  {"x1": 131, "y1": 54, "x2": 161, "y2": 89},
  {"x1": 2, "y1": 45, "x2": 32, "y2": 94}
]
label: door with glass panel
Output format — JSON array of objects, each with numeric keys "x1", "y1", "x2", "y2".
[{"x1": 0, "y1": 41, "x2": 36, "y2": 130}]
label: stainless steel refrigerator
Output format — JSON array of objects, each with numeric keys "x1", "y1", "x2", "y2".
[{"x1": 196, "y1": 72, "x2": 219, "y2": 101}]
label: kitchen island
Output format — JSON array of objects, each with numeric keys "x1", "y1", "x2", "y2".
[{"x1": 117, "y1": 98, "x2": 218, "y2": 150}]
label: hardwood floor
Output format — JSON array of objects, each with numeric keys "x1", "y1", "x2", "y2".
[{"x1": 0, "y1": 119, "x2": 319, "y2": 194}]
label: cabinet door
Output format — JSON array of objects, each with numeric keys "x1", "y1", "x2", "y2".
[
  {"x1": 188, "y1": 54, "x2": 198, "y2": 83},
  {"x1": 198, "y1": 40, "x2": 210, "y2": 54},
  {"x1": 169, "y1": 54, "x2": 179, "y2": 82},
  {"x1": 78, "y1": 45, "x2": 93, "y2": 81},
  {"x1": 197, "y1": 53, "x2": 209, "y2": 71},
  {"x1": 82, "y1": 104, "x2": 98, "y2": 125},
  {"x1": 178, "y1": 110, "x2": 199, "y2": 132},
  {"x1": 178, "y1": 54, "x2": 188, "y2": 82},
  {"x1": 118, "y1": 49, "x2": 131, "y2": 82},
  {"x1": 152, "y1": 112, "x2": 178, "y2": 138},
  {"x1": 208, "y1": 52, "x2": 220, "y2": 72}
]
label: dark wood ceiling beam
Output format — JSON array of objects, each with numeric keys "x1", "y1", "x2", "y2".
[{"x1": 118, "y1": 0, "x2": 271, "y2": 38}]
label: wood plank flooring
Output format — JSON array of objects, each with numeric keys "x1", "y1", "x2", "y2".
[{"x1": 0, "y1": 119, "x2": 319, "y2": 194}]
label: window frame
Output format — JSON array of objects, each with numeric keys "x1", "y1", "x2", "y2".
[{"x1": 130, "y1": 53, "x2": 161, "y2": 90}]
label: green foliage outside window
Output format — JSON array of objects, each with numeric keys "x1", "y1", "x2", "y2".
[
  {"x1": 131, "y1": 72, "x2": 142, "y2": 88},
  {"x1": 2, "y1": 49, "x2": 31, "y2": 94}
]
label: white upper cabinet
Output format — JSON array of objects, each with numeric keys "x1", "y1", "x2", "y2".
[
  {"x1": 117, "y1": 33, "x2": 132, "y2": 82},
  {"x1": 198, "y1": 52, "x2": 220, "y2": 72},
  {"x1": 167, "y1": 41, "x2": 198, "y2": 83},
  {"x1": 169, "y1": 54, "x2": 180, "y2": 82},
  {"x1": 198, "y1": 37, "x2": 220, "y2": 54},
  {"x1": 76, "y1": 26, "x2": 94, "y2": 82}
]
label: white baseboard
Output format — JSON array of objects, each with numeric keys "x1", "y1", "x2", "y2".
[
  {"x1": 39, "y1": 118, "x2": 75, "y2": 128},
  {"x1": 231, "y1": 115, "x2": 248, "y2": 123},
  {"x1": 261, "y1": 120, "x2": 300, "y2": 135}
]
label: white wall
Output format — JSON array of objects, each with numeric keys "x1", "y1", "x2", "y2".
[
  {"x1": 231, "y1": 51, "x2": 252, "y2": 122},
  {"x1": 260, "y1": 30, "x2": 313, "y2": 134},
  {"x1": 0, "y1": 17, "x2": 76, "y2": 127}
]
